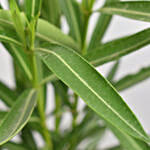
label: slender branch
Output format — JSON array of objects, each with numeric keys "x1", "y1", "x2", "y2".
[{"x1": 31, "y1": 54, "x2": 53, "y2": 150}]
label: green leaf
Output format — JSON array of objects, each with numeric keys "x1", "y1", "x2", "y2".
[
  {"x1": 84, "y1": 127, "x2": 105, "y2": 150},
  {"x1": 0, "y1": 10, "x2": 14, "y2": 30},
  {"x1": 109, "y1": 125, "x2": 150, "y2": 150},
  {"x1": 85, "y1": 28, "x2": 150, "y2": 67},
  {"x1": 0, "y1": 111, "x2": 40, "y2": 124},
  {"x1": 99, "y1": 1, "x2": 150, "y2": 22},
  {"x1": 0, "y1": 31, "x2": 22, "y2": 46},
  {"x1": 21, "y1": 126, "x2": 37, "y2": 150},
  {"x1": 3, "y1": 44, "x2": 33, "y2": 81},
  {"x1": 107, "y1": 145, "x2": 123, "y2": 150},
  {"x1": 0, "y1": 89, "x2": 37, "y2": 145},
  {"x1": 0, "y1": 81, "x2": 16, "y2": 107},
  {"x1": 9, "y1": 0, "x2": 26, "y2": 46},
  {"x1": 40, "y1": 28, "x2": 150, "y2": 84},
  {"x1": 0, "y1": 10, "x2": 79, "y2": 51},
  {"x1": 41, "y1": 0, "x2": 61, "y2": 27},
  {"x1": 53, "y1": 80, "x2": 71, "y2": 108},
  {"x1": 81, "y1": 0, "x2": 95, "y2": 11},
  {"x1": 107, "y1": 61, "x2": 120, "y2": 82},
  {"x1": 36, "y1": 18, "x2": 79, "y2": 51},
  {"x1": 36, "y1": 44, "x2": 149, "y2": 142},
  {"x1": 88, "y1": 0, "x2": 119, "y2": 50},
  {"x1": 25, "y1": 0, "x2": 42, "y2": 21},
  {"x1": 2, "y1": 142, "x2": 29, "y2": 150},
  {"x1": 114, "y1": 66, "x2": 150, "y2": 91},
  {"x1": 58, "y1": 0, "x2": 82, "y2": 45},
  {"x1": 88, "y1": 14, "x2": 112, "y2": 50},
  {"x1": 0, "y1": 112, "x2": 7, "y2": 123}
]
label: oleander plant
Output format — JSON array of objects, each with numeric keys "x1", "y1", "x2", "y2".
[{"x1": 0, "y1": 0, "x2": 150, "y2": 149}]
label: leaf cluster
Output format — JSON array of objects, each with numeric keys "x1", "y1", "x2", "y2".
[{"x1": 0, "y1": 0, "x2": 150, "y2": 150}]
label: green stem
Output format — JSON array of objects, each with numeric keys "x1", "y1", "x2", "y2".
[
  {"x1": 72, "y1": 93, "x2": 78, "y2": 128},
  {"x1": 82, "y1": 14, "x2": 90, "y2": 55},
  {"x1": 81, "y1": 1, "x2": 95, "y2": 55},
  {"x1": 31, "y1": 54, "x2": 53, "y2": 150},
  {"x1": 55, "y1": 92, "x2": 61, "y2": 134}
]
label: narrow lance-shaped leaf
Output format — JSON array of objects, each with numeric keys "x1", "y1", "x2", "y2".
[
  {"x1": 58, "y1": 0, "x2": 82, "y2": 45},
  {"x1": 40, "y1": 28, "x2": 150, "y2": 84},
  {"x1": 3, "y1": 43, "x2": 33, "y2": 81},
  {"x1": 21, "y1": 127, "x2": 37, "y2": 150},
  {"x1": 0, "y1": 111, "x2": 40, "y2": 124},
  {"x1": 88, "y1": 0, "x2": 119, "y2": 50},
  {"x1": 0, "y1": 10, "x2": 79, "y2": 51},
  {"x1": 107, "y1": 61, "x2": 120, "y2": 82},
  {"x1": 0, "y1": 31, "x2": 22, "y2": 46},
  {"x1": 88, "y1": 14, "x2": 112, "y2": 50},
  {"x1": 114, "y1": 66, "x2": 150, "y2": 91},
  {"x1": 0, "y1": 89, "x2": 37, "y2": 145},
  {"x1": 36, "y1": 19, "x2": 79, "y2": 51},
  {"x1": 99, "y1": 1, "x2": 150, "y2": 22},
  {"x1": 84, "y1": 127, "x2": 105, "y2": 150},
  {"x1": 85, "y1": 28, "x2": 150, "y2": 67},
  {"x1": 36, "y1": 44, "x2": 150, "y2": 142},
  {"x1": 9, "y1": 0, "x2": 26, "y2": 46},
  {"x1": 41, "y1": 0, "x2": 61, "y2": 27},
  {"x1": 0, "y1": 81, "x2": 16, "y2": 107},
  {"x1": 25, "y1": 0, "x2": 42, "y2": 21},
  {"x1": 0, "y1": 10, "x2": 14, "y2": 29}
]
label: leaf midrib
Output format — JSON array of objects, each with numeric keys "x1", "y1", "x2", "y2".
[
  {"x1": 89, "y1": 35, "x2": 150, "y2": 65},
  {"x1": 0, "y1": 35, "x2": 22, "y2": 46},
  {"x1": 32, "y1": 0, "x2": 36, "y2": 17},
  {"x1": 65, "y1": 0, "x2": 81, "y2": 44},
  {"x1": 38, "y1": 48, "x2": 147, "y2": 140},
  {"x1": 0, "y1": 90, "x2": 35, "y2": 145},
  {"x1": 101, "y1": 7, "x2": 150, "y2": 18},
  {"x1": 10, "y1": 44, "x2": 33, "y2": 80}
]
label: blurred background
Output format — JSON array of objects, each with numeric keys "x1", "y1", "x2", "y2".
[{"x1": 0, "y1": 0, "x2": 150, "y2": 149}]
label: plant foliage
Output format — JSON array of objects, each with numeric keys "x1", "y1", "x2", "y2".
[{"x1": 0, "y1": 0, "x2": 150, "y2": 150}]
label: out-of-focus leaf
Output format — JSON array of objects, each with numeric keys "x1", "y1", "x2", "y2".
[
  {"x1": 0, "y1": 81, "x2": 16, "y2": 107},
  {"x1": 88, "y1": 14, "x2": 112, "y2": 50},
  {"x1": 41, "y1": 0, "x2": 61, "y2": 27},
  {"x1": 88, "y1": 0, "x2": 119, "y2": 50},
  {"x1": 0, "y1": 31, "x2": 22, "y2": 46},
  {"x1": 99, "y1": 1, "x2": 150, "y2": 22},
  {"x1": 25, "y1": 0, "x2": 42, "y2": 21},
  {"x1": 0, "y1": 10, "x2": 79, "y2": 51},
  {"x1": 4, "y1": 44, "x2": 33, "y2": 81},
  {"x1": 114, "y1": 66, "x2": 150, "y2": 91},
  {"x1": 107, "y1": 61, "x2": 120, "y2": 82},
  {"x1": 106, "y1": 145, "x2": 123, "y2": 150},
  {"x1": 109, "y1": 125, "x2": 150, "y2": 150},
  {"x1": 56, "y1": 110, "x2": 103, "y2": 150},
  {"x1": 21, "y1": 126, "x2": 37, "y2": 150},
  {"x1": 36, "y1": 19, "x2": 79, "y2": 51},
  {"x1": 2, "y1": 142, "x2": 29, "y2": 150},
  {"x1": 82, "y1": 124, "x2": 105, "y2": 150},
  {"x1": 0, "y1": 89, "x2": 37, "y2": 145},
  {"x1": 36, "y1": 44, "x2": 150, "y2": 142},
  {"x1": 53, "y1": 81, "x2": 71, "y2": 108},
  {"x1": 9, "y1": 0, "x2": 26, "y2": 46},
  {"x1": 85, "y1": 28, "x2": 150, "y2": 67},
  {"x1": 58, "y1": 0, "x2": 82, "y2": 45}
]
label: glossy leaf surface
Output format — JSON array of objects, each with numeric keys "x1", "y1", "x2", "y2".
[
  {"x1": 0, "y1": 89, "x2": 37, "y2": 145},
  {"x1": 37, "y1": 44, "x2": 149, "y2": 142}
]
